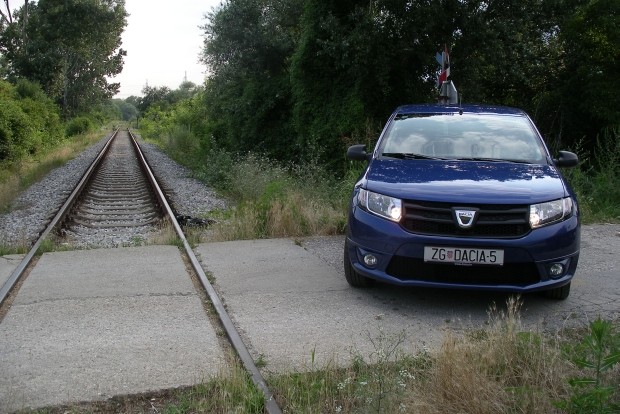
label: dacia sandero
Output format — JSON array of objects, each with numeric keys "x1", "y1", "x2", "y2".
[{"x1": 344, "y1": 103, "x2": 580, "y2": 299}]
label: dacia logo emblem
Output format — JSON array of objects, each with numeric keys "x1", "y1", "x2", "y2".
[{"x1": 454, "y1": 209, "x2": 477, "y2": 229}]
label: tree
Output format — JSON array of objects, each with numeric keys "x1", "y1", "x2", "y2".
[
  {"x1": 290, "y1": 0, "x2": 455, "y2": 168},
  {"x1": 195, "y1": 0, "x2": 615, "y2": 170},
  {"x1": 556, "y1": 0, "x2": 620, "y2": 146},
  {"x1": 112, "y1": 98, "x2": 137, "y2": 121},
  {"x1": 0, "y1": 0, "x2": 127, "y2": 117},
  {"x1": 201, "y1": 0, "x2": 303, "y2": 159},
  {"x1": 138, "y1": 85, "x2": 173, "y2": 113},
  {"x1": 0, "y1": 78, "x2": 63, "y2": 162}
]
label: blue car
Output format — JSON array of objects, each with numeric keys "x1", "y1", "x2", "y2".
[{"x1": 344, "y1": 104, "x2": 580, "y2": 299}]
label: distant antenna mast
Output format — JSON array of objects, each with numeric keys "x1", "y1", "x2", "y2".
[
  {"x1": 183, "y1": 71, "x2": 187, "y2": 83},
  {"x1": 437, "y1": 44, "x2": 458, "y2": 104}
]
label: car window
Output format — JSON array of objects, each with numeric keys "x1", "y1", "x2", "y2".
[{"x1": 379, "y1": 113, "x2": 547, "y2": 163}]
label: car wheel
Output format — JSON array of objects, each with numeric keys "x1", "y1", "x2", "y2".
[
  {"x1": 344, "y1": 241, "x2": 375, "y2": 288},
  {"x1": 545, "y1": 282, "x2": 571, "y2": 300}
]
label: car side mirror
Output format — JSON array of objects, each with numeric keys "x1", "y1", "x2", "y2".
[
  {"x1": 347, "y1": 144, "x2": 371, "y2": 162},
  {"x1": 553, "y1": 151, "x2": 579, "y2": 168}
]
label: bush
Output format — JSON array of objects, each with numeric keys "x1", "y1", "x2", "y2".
[
  {"x1": 0, "y1": 97, "x2": 32, "y2": 161},
  {"x1": 65, "y1": 116, "x2": 93, "y2": 137},
  {"x1": 564, "y1": 128, "x2": 620, "y2": 223},
  {"x1": 0, "y1": 79, "x2": 64, "y2": 162}
]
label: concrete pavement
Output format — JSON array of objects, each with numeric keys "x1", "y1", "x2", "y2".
[
  {"x1": 195, "y1": 225, "x2": 620, "y2": 375},
  {"x1": 0, "y1": 246, "x2": 225, "y2": 413},
  {"x1": 194, "y1": 238, "x2": 445, "y2": 373},
  {"x1": 0, "y1": 224, "x2": 618, "y2": 411},
  {"x1": 0, "y1": 254, "x2": 23, "y2": 288}
]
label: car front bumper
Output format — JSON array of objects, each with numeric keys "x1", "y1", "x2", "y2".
[{"x1": 346, "y1": 207, "x2": 580, "y2": 293}]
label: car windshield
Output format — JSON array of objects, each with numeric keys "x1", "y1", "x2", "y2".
[{"x1": 379, "y1": 113, "x2": 548, "y2": 164}]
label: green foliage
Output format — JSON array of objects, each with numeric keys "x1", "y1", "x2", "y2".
[
  {"x1": 290, "y1": 0, "x2": 446, "y2": 169},
  {"x1": 138, "y1": 85, "x2": 174, "y2": 113},
  {"x1": 196, "y1": 0, "x2": 618, "y2": 172},
  {"x1": 200, "y1": 0, "x2": 301, "y2": 160},
  {"x1": 127, "y1": 0, "x2": 620, "y2": 225},
  {"x1": 0, "y1": 79, "x2": 64, "y2": 162},
  {"x1": 563, "y1": 128, "x2": 620, "y2": 223},
  {"x1": 226, "y1": 154, "x2": 349, "y2": 238},
  {"x1": 143, "y1": 118, "x2": 351, "y2": 239},
  {"x1": 0, "y1": 0, "x2": 128, "y2": 117},
  {"x1": 556, "y1": 0, "x2": 620, "y2": 145},
  {"x1": 0, "y1": 88, "x2": 31, "y2": 161},
  {"x1": 556, "y1": 318, "x2": 620, "y2": 413},
  {"x1": 65, "y1": 116, "x2": 93, "y2": 137},
  {"x1": 456, "y1": 0, "x2": 571, "y2": 107}
]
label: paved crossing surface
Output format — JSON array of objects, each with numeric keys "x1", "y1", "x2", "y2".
[
  {"x1": 0, "y1": 224, "x2": 618, "y2": 412},
  {"x1": 0, "y1": 246, "x2": 225, "y2": 413}
]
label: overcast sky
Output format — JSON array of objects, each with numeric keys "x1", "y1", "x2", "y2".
[{"x1": 111, "y1": 0, "x2": 222, "y2": 98}]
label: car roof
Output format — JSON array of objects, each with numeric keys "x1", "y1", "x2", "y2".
[{"x1": 394, "y1": 104, "x2": 527, "y2": 116}]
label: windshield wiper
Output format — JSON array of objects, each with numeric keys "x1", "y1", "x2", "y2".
[
  {"x1": 453, "y1": 157, "x2": 532, "y2": 164},
  {"x1": 382, "y1": 152, "x2": 447, "y2": 160}
]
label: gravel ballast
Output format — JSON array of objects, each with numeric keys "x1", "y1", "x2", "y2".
[{"x1": 0, "y1": 132, "x2": 227, "y2": 249}]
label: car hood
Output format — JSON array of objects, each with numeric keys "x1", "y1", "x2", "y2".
[{"x1": 363, "y1": 159, "x2": 568, "y2": 204}]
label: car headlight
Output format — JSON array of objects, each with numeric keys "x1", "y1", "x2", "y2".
[
  {"x1": 529, "y1": 197, "x2": 574, "y2": 229},
  {"x1": 358, "y1": 188, "x2": 402, "y2": 222}
]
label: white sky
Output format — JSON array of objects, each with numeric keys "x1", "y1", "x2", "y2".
[{"x1": 111, "y1": 0, "x2": 222, "y2": 99}]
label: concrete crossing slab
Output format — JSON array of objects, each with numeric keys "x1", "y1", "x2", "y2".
[
  {"x1": 194, "y1": 232, "x2": 620, "y2": 376},
  {"x1": 0, "y1": 254, "x2": 23, "y2": 287},
  {"x1": 194, "y1": 238, "x2": 443, "y2": 373},
  {"x1": 0, "y1": 246, "x2": 225, "y2": 413}
]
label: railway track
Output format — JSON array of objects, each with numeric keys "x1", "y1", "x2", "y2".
[
  {"x1": 60, "y1": 130, "x2": 163, "y2": 246},
  {"x1": 0, "y1": 129, "x2": 282, "y2": 413}
]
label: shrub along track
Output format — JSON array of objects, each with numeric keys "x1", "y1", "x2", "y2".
[{"x1": 0, "y1": 129, "x2": 282, "y2": 414}]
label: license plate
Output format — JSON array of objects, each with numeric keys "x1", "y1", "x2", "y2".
[{"x1": 424, "y1": 246, "x2": 504, "y2": 265}]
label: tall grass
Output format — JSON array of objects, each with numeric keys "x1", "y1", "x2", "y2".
[
  {"x1": 198, "y1": 151, "x2": 353, "y2": 241},
  {"x1": 268, "y1": 297, "x2": 619, "y2": 414},
  {"x1": 144, "y1": 125, "x2": 359, "y2": 240},
  {"x1": 267, "y1": 296, "x2": 589, "y2": 414},
  {"x1": 0, "y1": 129, "x2": 107, "y2": 213},
  {"x1": 412, "y1": 297, "x2": 571, "y2": 414},
  {"x1": 562, "y1": 128, "x2": 620, "y2": 223},
  {"x1": 147, "y1": 123, "x2": 620, "y2": 244}
]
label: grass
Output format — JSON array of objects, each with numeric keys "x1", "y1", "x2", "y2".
[
  {"x1": 0, "y1": 243, "x2": 29, "y2": 256},
  {"x1": 561, "y1": 128, "x2": 620, "y2": 224},
  {"x1": 144, "y1": 125, "x2": 620, "y2": 244},
  {"x1": 267, "y1": 296, "x2": 605, "y2": 414},
  {"x1": 0, "y1": 128, "x2": 109, "y2": 214},
  {"x1": 140, "y1": 136, "x2": 355, "y2": 241}
]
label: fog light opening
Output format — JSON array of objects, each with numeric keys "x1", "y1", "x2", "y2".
[
  {"x1": 548, "y1": 263, "x2": 564, "y2": 278},
  {"x1": 363, "y1": 254, "x2": 378, "y2": 267}
]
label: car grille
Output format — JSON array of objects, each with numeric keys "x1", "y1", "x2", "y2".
[
  {"x1": 386, "y1": 256, "x2": 540, "y2": 286},
  {"x1": 401, "y1": 200, "x2": 530, "y2": 238}
]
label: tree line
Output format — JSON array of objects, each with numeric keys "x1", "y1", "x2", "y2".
[
  {"x1": 186, "y1": 0, "x2": 618, "y2": 171},
  {"x1": 2, "y1": 0, "x2": 618, "y2": 172},
  {"x1": 0, "y1": 0, "x2": 127, "y2": 163},
  {"x1": 1, "y1": 0, "x2": 126, "y2": 117}
]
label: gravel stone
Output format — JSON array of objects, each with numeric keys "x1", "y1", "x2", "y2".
[
  {"x1": 0, "y1": 132, "x2": 227, "y2": 248},
  {"x1": 137, "y1": 138, "x2": 228, "y2": 217}
]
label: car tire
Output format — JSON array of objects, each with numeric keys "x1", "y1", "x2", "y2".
[
  {"x1": 344, "y1": 241, "x2": 375, "y2": 288},
  {"x1": 545, "y1": 282, "x2": 571, "y2": 300}
]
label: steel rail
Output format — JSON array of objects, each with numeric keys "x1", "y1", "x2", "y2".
[
  {"x1": 0, "y1": 130, "x2": 119, "y2": 306},
  {"x1": 127, "y1": 130, "x2": 283, "y2": 414}
]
